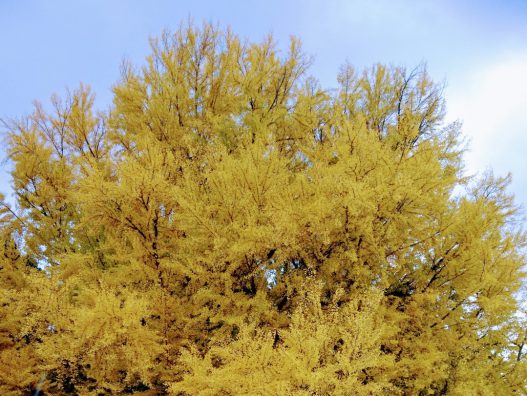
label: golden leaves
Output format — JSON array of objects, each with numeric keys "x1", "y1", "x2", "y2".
[{"x1": 0, "y1": 22, "x2": 525, "y2": 395}]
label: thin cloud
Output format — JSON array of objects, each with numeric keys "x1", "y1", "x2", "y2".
[{"x1": 446, "y1": 55, "x2": 527, "y2": 209}]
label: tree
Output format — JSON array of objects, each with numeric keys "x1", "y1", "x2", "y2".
[{"x1": 1, "y1": 23, "x2": 526, "y2": 395}]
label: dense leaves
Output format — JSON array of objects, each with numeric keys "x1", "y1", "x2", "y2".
[{"x1": 1, "y1": 24, "x2": 526, "y2": 395}]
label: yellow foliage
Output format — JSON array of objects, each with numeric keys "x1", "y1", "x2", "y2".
[{"x1": 0, "y1": 23, "x2": 526, "y2": 395}]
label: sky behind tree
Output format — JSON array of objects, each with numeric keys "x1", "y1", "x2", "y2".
[{"x1": 1, "y1": 0, "x2": 526, "y2": 212}]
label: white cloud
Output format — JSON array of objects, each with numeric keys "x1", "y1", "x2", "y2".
[{"x1": 446, "y1": 56, "x2": 527, "y2": 208}]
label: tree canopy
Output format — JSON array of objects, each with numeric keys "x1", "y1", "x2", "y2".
[{"x1": 1, "y1": 23, "x2": 526, "y2": 395}]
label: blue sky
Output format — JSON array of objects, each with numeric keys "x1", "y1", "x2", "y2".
[{"x1": 1, "y1": 0, "x2": 527, "y2": 214}]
